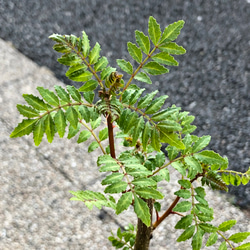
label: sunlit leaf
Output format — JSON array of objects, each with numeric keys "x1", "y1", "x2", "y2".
[
  {"x1": 134, "y1": 195, "x2": 151, "y2": 227},
  {"x1": 127, "y1": 42, "x2": 142, "y2": 63},
  {"x1": 135, "y1": 30, "x2": 150, "y2": 55},
  {"x1": 142, "y1": 62, "x2": 169, "y2": 75},
  {"x1": 148, "y1": 16, "x2": 161, "y2": 45},
  {"x1": 37, "y1": 86, "x2": 60, "y2": 106},
  {"x1": 116, "y1": 192, "x2": 133, "y2": 215},
  {"x1": 10, "y1": 119, "x2": 38, "y2": 138}
]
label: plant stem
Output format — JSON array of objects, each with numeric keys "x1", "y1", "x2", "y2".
[
  {"x1": 134, "y1": 198, "x2": 154, "y2": 250},
  {"x1": 107, "y1": 114, "x2": 116, "y2": 159},
  {"x1": 152, "y1": 196, "x2": 180, "y2": 230}
]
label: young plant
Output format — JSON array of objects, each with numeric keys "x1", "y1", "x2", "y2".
[{"x1": 10, "y1": 16, "x2": 250, "y2": 250}]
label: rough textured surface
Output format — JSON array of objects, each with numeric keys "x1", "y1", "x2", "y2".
[
  {"x1": 0, "y1": 38, "x2": 250, "y2": 250},
  {"x1": 0, "y1": 0, "x2": 249, "y2": 208}
]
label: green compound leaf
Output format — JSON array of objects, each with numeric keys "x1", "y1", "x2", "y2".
[
  {"x1": 66, "y1": 85, "x2": 81, "y2": 102},
  {"x1": 173, "y1": 201, "x2": 192, "y2": 212},
  {"x1": 134, "y1": 187, "x2": 163, "y2": 199},
  {"x1": 195, "y1": 204, "x2": 213, "y2": 216},
  {"x1": 157, "y1": 120, "x2": 182, "y2": 133},
  {"x1": 77, "y1": 130, "x2": 91, "y2": 144},
  {"x1": 135, "y1": 30, "x2": 150, "y2": 55},
  {"x1": 78, "y1": 105, "x2": 91, "y2": 123},
  {"x1": 88, "y1": 141, "x2": 99, "y2": 152},
  {"x1": 160, "y1": 20, "x2": 185, "y2": 44},
  {"x1": 151, "y1": 52, "x2": 178, "y2": 66},
  {"x1": 83, "y1": 91, "x2": 95, "y2": 104},
  {"x1": 68, "y1": 34, "x2": 77, "y2": 47},
  {"x1": 129, "y1": 88, "x2": 145, "y2": 106},
  {"x1": 131, "y1": 116, "x2": 144, "y2": 146},
  {"x1": 101, "y1": 173, "x2": 124, "y2": 185},
  {"x1": 192, "y1": 135, "x2": 211, "y2": 153},
  {"x1": 116, "y1": 192, "x2": 133, "y2": 215},
  {"x1": 52, "y1": 43, "x2": 71, "y2": 53},
  {"x1": 123, "y1": 111, "x2": 138, "y2": 134},
  {"x1": 177, "y1": 225, "x2": 195, "y2": 242},
  {"x1": 151, "y1": 128, "x2": 161, "y2": 152},
  {"x1": 81, "y1": 31, "x2": 90, "y2": 57},
  {"x1": 97, "y1": 154, "x2": 117, "y2": 166},
  {"x1": 54, "y1": 85, "x2": 71, "y2": 103},
  {"x1": 142, "y1": 62, "x2": 169, "y2": 75},
  {"x1": 159, "y1": 42, "x2": 186, "y2": 55},
  {"x1": 228, "y1": 232, "x2": 250, "y2": 243},
  {"x1": 142, "y1": 121, "x2": 151, "y2": 151},
  {"x1": 37, "y1": 87, "x2": 60, "y2": 106},
  {"x1": 206, "y1": 232, "x2": 218, "y2": 247},
  {"x1": 71, "y1": 71, "x2": 92, "y2": 83},
  {"x1": 127, "y1": 42, "x2": 142, "y2": 63},
  {"x1": 57, "y1": 53, "x2": 82, "y2": 66},
  {"x1": 132, "y1": 178, "x2": 156, "y2": 188},
  {"x1": 198, "y1": 223, "x2": 217, "y2": 233},
  {"x1": 154, "y1": 202, "x2": 161, "y2": 212},
  {"x1": 175, "y1": 214, "x2": 193, "y2": 229},
  {"x1": 235, "y1": 243, "x2": 250, "y2": 250},
  {"x1": 16, "y1": 104, "x2": 39, "y2": 118},
  {"x1": 89, "y1": 42, "x2": 101, "y2": 64},
  {"x1": 242, "y1": 175, "x2": 250, "y2": 185},
  {"x1": 104, "y1": 181, "x2": 128, "y2": 194},
  {"x1": 178, "y1": 179, "x2": 191, "y2": 189},
  {"x1": 100, "y1": 66, "x2": 116, "y2": 80},
  {"x1": 194, "y1": 150, "x2": 226, "y2": 165},
  {"x1": 148, "y1": 16, "x2": 161, "y2": 45},
  {"x1": 23, "y1": 94, "x2": 49, "y2": 111},
  {"x1": 172, "y1": 161, "x2": 186, "y2": 176},
  {"x1": 67, "y1": 123, "x2": 80, "y2": 139},
  {"x1": 69, "y1": 190, "x2": 107, "y2": 210},
  {"x1": 94, "y1": 56, "x2": 108, "y2": 72},
  {"x1": 159, "y1": 168, "x2": 170, "y2": 182},
  {"x1": 174, "y1": 189, "x2": 191, "y2": 199},
  {"x1": 166, "y1": 145, "x2": 180, "y2": 161},
  {"x1": 10, "y1": 118, "x2": 38, "y2": 138},
  {"x1": 49, "y1": 33, "x2": 67, "y2": 44},
  {"x1": 97, "y1": 155, "x2": 120, "y2": 172},
  {"x1": 134, "y1": 195, "x2": 151, "y2": 227},
  {"x1": 116, "y1": 59, "x2": 133, "y2": 75},
  {"x1": 65, "y1": 64, "x2": 92, "y2": 82},
  {"x1": 44, "y1": 113, "x2": 55, "y2": 143},
  {"x1": 137, "y1": 90, "x2": 158, "y2": 109},
  {"x1": 218, "y1": 241, "x2": 227, "y2": 250},
  {"x1": 33, "y1": 118, "x2": 44, "y2": 146},
  {"x1": 126, "y1": 168, "x2": 152, "y2": 178},
  {"x1": 65, "y1": 106, "x2": 79, "y2": 129},
  {"x1": 195, "y1": 187, "x2": 206, "y2": 198},
  {"x1": 90, "y1": 117, "x2": 101, "y2": 130},
  {"x1": 54, "y1": 109, "x2": 67, "y2": 138},
  {"x1": 134, "y1": 72, "x2": 152, "y2": 84},
  {"x1": 145, "y1": 95, "x2": 168, "y2": 114},
  {"x1": 191, "y1": 228, "x2": 203, "y2": 250},
  {"x1": 184, "y1": 156, "x2": 203, "y2": 174},
  {"x1": 79, "y1": 80, "x2": 98, "y2": 92},
  {"x1": 99, "y1": 127, "x2": 108, "y2": 141},
  {"x1": 159, "y1": 131, "x2": 185, "y2": 149}
]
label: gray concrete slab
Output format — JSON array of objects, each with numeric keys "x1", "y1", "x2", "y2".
[{"x1": 0, "y1": 39, "x2": 249, "y2": 250}]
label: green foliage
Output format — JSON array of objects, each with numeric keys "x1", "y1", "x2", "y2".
[
  {"x1": 10, "y1": 16, "x2": 250, "y2": 250},
  {"x1": 109, "y1": 224, "x2": 136, "y2": 249}
]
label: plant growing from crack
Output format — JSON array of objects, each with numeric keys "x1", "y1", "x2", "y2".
[{"x1": 10, "y1": 16, "x2": 250, "y2": 250}]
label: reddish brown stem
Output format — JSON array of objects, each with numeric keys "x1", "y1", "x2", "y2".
[
  {"x1": 152, "y1": 174, "x2": 202, "y2": 230},
  {"x1": 152, "y1": 196, "x2": 180, "y2": 230},
  {"x1": 107, "y1": 114, "x2": 116, "y2": 159}
]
